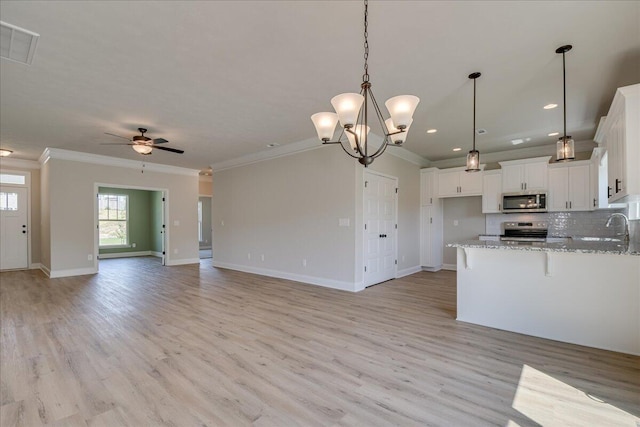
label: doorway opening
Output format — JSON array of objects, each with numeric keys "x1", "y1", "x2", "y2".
[
  {"x1": 95, "y1": 184, "x2": 167, "y2": 269},
  {"x1": 198, "y1": 196, "x2": 212, "y2": 259}
]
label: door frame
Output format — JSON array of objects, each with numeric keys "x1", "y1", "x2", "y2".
[
  {"x1": 94, "y1": 182, "x2": 169, "y2": 271},
  {"x1": 0, "y1": 170, "x2": 32, "y2": 270},
  {"x1": 362, "y1": 169, "x2": 399, "y2": 288}
]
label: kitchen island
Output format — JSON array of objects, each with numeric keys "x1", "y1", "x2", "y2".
[{"x1": 449, "y1": 239, "x2": 640, "y2": 355}]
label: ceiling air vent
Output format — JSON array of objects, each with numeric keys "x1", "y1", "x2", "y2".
[
  {"x1": 476, "y1": 128, "x2": 487, "y2": 135},
  {"x1": 0, "y1": 21, "x2": 39, "y2": 65}
]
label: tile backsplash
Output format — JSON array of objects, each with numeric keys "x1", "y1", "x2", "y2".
[{"x1": 486, "y1": 207, "x2": 638, "y2": 241}]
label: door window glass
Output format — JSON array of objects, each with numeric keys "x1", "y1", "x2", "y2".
[
  {"x1": 0, "y1": 174, "x2": 26, "y2": 185},
  {"x1": 0, "y1": 192, "x2": 18, "y2": 210}
]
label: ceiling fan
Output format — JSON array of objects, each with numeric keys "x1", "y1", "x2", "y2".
[{"x1": 102, "y1": 128, "x2": 184, "y2": 155}]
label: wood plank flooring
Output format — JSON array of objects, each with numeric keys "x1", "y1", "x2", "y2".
[{"x1": 1, "y1": 257, "x2": 638, "y2": 426}]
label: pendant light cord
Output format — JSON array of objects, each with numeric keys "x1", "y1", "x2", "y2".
[
  {"x1": 473, "y1": 77, "x2": 476, "y2": 151},
  {"x1": 562, "y1": 50, "x2": 567, "y2": 141},
  {"x1": 363, "y1": 0, "x2": 369, "y2": 82}
]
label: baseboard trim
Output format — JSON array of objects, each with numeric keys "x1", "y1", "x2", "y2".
[
  {"x1": 29, "y1": 263, "x2": 42, "y2": 270},
  {"x1": 396, "y1": 265, "x2": 422, "y2": 278},
  {"x1": 48, "y1": 267, "x2": 97, "y2": 279},
  {"x1": 442, "y1": 263, "x2": 457, "y2": 271},
  {"x1": 165, "y1": 258, "x2": 200, "y2": 266},
  {"x1": 40, "y1": 264, "x2": 51, "y2": 277},
  {"x1": 150, "y1": 251, "x2": 163, "y2": 258},
  {"x1": 212, "y1": 261, "x2": 358, "y2": 292},
  {"x1": 98, "y1": 251, "x2": 152, "y2": 259}
]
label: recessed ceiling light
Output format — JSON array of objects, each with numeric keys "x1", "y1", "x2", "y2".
[
  {"x1": 426, "y1": 129, "x2": 437, "y2": 134},
  {"x1": 453, "y1": 147, "x2": 462, "y2": 152},
  {"x1": 266, "y1": 143, "x2": 280, "y2": 148},
  {"x1": 544, "y1": 104, "x2": 558, "y2": 109},
  {"x1": 548, "y1": 132, "x2": 559, "y2": 136},
  {"x1": 0, "y1": 149, "x2": 13, "y2": 157},
  {"x1": 511, "y1": 139, "x2": 524, "y2": 145}
]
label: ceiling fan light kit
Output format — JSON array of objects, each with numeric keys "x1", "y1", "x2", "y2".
[
  {"x1": 555, "y1": 44, "x2": 575, "y2": 162},
  {"x1": 311, "y1": 0, "x2": 419, "y2": 167},
  {"x1": 465, "y1": 72, "x2": 482, "y2": 172}
]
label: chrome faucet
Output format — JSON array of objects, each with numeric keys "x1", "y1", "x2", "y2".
[{"x1": 605, "y1": 213, "x2": 630, "y2": 242}]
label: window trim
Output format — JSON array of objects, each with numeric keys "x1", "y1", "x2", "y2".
[{"x1": 98, "y1": 193, "x2": 130, "y2": 248}]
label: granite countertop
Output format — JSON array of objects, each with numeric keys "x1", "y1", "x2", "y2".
[{"x1": 449, "y1": 239, "x2": 640, "y2": 256}]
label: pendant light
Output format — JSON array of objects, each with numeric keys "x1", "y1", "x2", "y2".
[
  {"x1": 556, "y1": 44, "x2": 575, "y2": 162},
  {"x1": 465, "y1": 72, "x2": 481, "y2": 172},
  {"x1": 310, "y1": 0, "x2": 419, "y2": 167}
]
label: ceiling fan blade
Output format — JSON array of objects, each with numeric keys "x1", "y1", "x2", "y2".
[
  {"x1": 99, "y1": 142, "x2": 134, "y2": 146},
  {"x1": 104, "y1": 132, "x2": 132, "y2": 141},
  {"x1": 152, "y1": 138, "x2": 169, "y2": 144},
  {"x1": 153, "y1": 146, "x2": 184, "y2": 154}
]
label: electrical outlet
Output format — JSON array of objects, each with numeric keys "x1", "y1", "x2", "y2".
[
  {"x1": 402, "y1": 255, "x2": 405, "y2": 262},
  {"x1": 261, "y1": 254, "x2": 265, "y2": 262},
  {"x1": 221, "y1": 220, "x2": 224, "y2": 226},
  {"x1": 87, "y1": 254, "x2": 93, "y2": 261},
  {"x1": 302, "y1": 259, "x2": 307, "y2": 267},
  {"x1": 453, "y1": 220, "x2": 459, "y2": 226},
  {"x1": 132, "y1": 243, "x2": 136, "y2": 248},
  {"x1": 174, "y1": 248, "x2": 178, "y2": 254},
  {"x1": 247, "y1": 253, "x2": 251, "y2": 260}
]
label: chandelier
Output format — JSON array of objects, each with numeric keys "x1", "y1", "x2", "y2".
[{"x1": 310, "y1": 0, "x2": 419, "y2": 167}]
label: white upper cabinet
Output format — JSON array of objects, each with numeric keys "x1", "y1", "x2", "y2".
[
  {"x1": 437, "y1": 166, "x2": 484, "y2": 198},
  {"x1": 482, "y1": 170, "x2": 502, "y2": 213},
  {"x1": 499, "y1": 157, "x2": 551, "y2": 193},
  {"x1": 548, "y1": 162, "x2": 591, "y2": 212},
  {"x1": 420, "y1": 168, "x2": 438, "y2": 206},
  {"x1": 594, "y1": 84, "x2": 640, "y2": 204}
]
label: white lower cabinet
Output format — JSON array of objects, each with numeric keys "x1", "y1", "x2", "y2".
[
  {"x1": 548, "y1": 162, "x2": 591, "y2": 212},
  {"x1": 420, "y1": 202, "x2": 443, "y2": 271}
]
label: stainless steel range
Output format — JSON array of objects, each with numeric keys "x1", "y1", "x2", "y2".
[{"x1": 501, "y1": 222, "x2": 548, "y2": 242}]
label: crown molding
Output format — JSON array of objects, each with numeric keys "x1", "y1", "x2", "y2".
[
  {"x1": 39, "y1": 148, "x2": 200, "y2": 176},
  {"x1": 0, "y1": 157, "x2": 41, "y2": 170},
  {"x1": 385, "y1": 146, "x2": 430, "y2": 167},
  {"x1": 429, "y1": 140, "x2": 596, "y2": 169}
]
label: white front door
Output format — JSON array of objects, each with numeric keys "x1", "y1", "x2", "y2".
[
  {"x1": 364, "y1": 171, "x2": 397, "y2": 287},
  {"x1": 0, "y1": 186, "x2": 28, "y2": 270}
]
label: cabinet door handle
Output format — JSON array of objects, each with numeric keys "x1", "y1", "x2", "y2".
[
  {"x1": 565, "y1": 201, "x2": 568, "y2": 209},
  {"x1": 569, "y1": 201, "x2": 572, "y2": 209},
  {"x1": 608, "y1": 186, "x2": 612, "y2": 198},
  {"x1": 430, "y1": 217, "x2": 432, "y2": 224},
  {"x1": 524, "y1": 183, "x2": 527, "y2": 190},
  {"x1": 593, "y1": 198, "x2": 596, "y2": 207},
  {"x1": 615, "y1": 178, "x2": 621, "y2": 193},
  {"x1": 498, "y1": 203, "x2": 501, "y2": 211},
  {"x1": 430, "y1": 197, "x2": 432, "y2": 204}
]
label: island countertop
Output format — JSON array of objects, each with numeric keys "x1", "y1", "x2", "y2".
[{"x1": 448, "y1": 239, "x2": 640, "y2": 256}]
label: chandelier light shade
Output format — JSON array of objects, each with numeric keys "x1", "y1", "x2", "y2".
[
  {"x1": 556, "y1": 44, "x2": 575, "y2": 162},
  {"x1": 311, "y1": 112, "x2": 339, "y2": 141},
  {"x1": 465, "y1": 72, "x2": 482, "y2": 172},
  {"x1": 346, "y1": 125, "x2": 370, "y2": 151},
  {"x1": 0, "y1": 149, "x2": 13, "y2": 157},
  {"x1": 310, "y1": 0, "x2": 419, "y2": 167},
  {"x1": 132, "y1": 144, "x2": 153, "y2": 155},
  {"x1": 385, "y1": 118, "x2": 412, "y2": 144}
]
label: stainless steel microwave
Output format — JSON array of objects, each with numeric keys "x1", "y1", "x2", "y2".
[{"x1": 501, "y1": 192, "x2": 547, "y2": 213}]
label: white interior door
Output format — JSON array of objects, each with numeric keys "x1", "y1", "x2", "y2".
[
  {"x1": 0, "y1": 186, "x2": 28, "y2": 270},
  {"x1": 364, "y1": 171, "x2": 397, "y2": 287}
]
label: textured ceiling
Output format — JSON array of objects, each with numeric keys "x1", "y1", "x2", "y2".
[{"x1": 1, "y1": 1, "x2": 638, "y2": 171}]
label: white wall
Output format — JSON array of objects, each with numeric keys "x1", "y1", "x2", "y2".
[
  {"x1": 442, "y1": 196, "x2": 486, "y2": 267},
  {"x1": 212, "y1": 147, "x2": 359, "y2": 290},
  {"x1": 42, "y1": 156, "x2": 199, "y2": 277},
  {"x1": 211, "y1": 145, "x2": 423, "y2": 291}
]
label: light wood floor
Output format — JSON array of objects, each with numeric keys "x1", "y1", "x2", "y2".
[{"x1": 1, "y1": 258, "x2": 638, "y2": 426}]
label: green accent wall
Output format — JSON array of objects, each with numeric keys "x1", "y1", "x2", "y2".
[
  {"x1": 199, "y1": 196, "x2": 212, "y2": 249},
  {"x1": 99, "y1": 187, "x2": 153, "y2": 255}
]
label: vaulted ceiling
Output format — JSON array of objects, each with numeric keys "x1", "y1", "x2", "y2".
[{"x1": 1, "y1": 1, "x2": 638, "y2": 171}]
